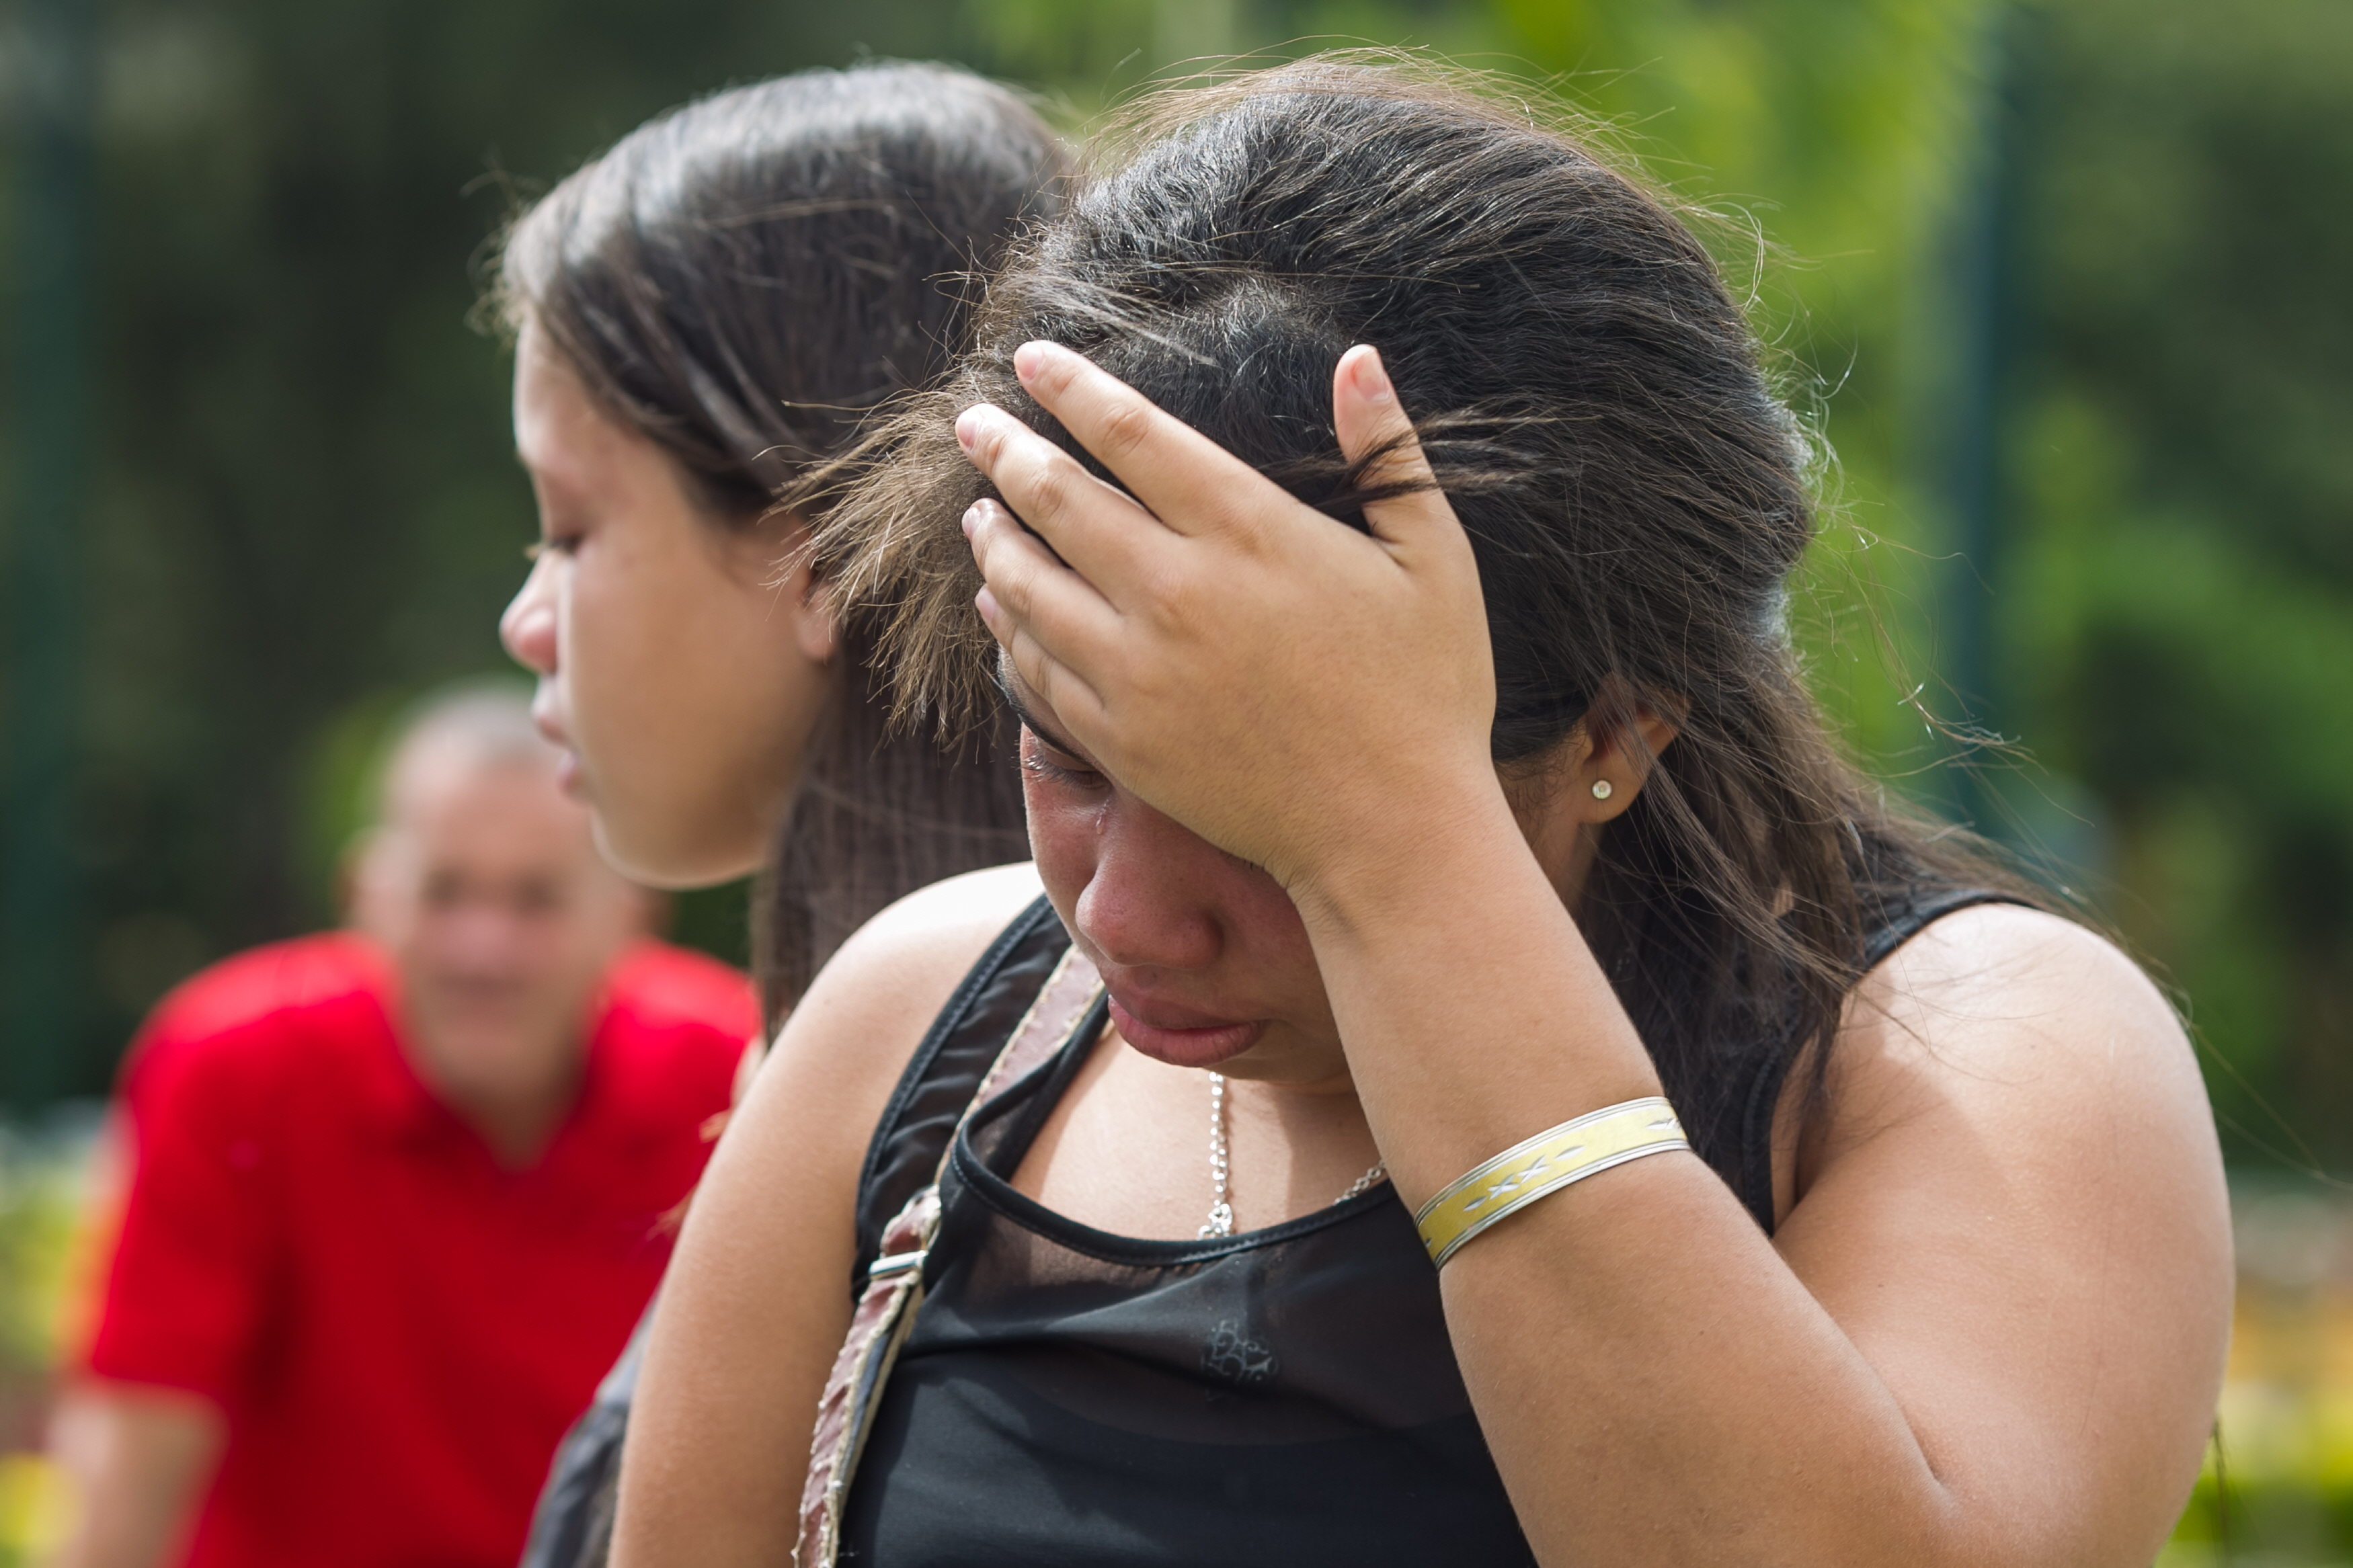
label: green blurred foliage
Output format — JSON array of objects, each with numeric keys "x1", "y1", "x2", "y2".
[
  {"x1": 2013, "y1": 0, "x2": 2353, "y2": 1167},
  {"x1": 0, "y1": 1148, "x2": 73, "y2": 1437},
  {"x1": 0, "y1": 1128, "x2": 91, "y2": 1557},
  {"x1": 1, "y1": 0, "x2": 2346, "y2": 1188},
  {"x1": 1486, "y1": 0, "x2": 1995, "y2": 774}
]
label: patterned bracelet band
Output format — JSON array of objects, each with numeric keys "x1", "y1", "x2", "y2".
[{"x1": 1413, "y1": 1097, "x2": 1691, "y2": 1269}]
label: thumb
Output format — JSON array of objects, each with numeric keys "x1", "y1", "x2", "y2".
[{"x1": 1332, "y1": 344, "x2": 1453, "y2": 550}]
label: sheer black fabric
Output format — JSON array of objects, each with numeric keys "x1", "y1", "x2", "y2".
[
  {"x1": 833, "y1": 888, "x2": 2020, "y2": 1564},
  {"x1": 844, "y1": 998, "x2": 1531, "y2": 1566}
]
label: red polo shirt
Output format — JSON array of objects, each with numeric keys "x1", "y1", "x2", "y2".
[{"x1": 82, "y1": 931, "x2": 757, "y2": 1568}]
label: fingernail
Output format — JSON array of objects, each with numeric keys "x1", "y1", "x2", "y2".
[
  {"x1": 960, "y1": 503, "x2": 982, "y2": 540},
  {"x1": 975, "y1": 586, "x2": 1002, "y2": 625},
  {"x1": 1013, "y1": 342, "x2": 1050, "y2": 383},
  {"x1": 955, "y1": 408, "x2": 981, "y2": 452},
  {"x1": 1351, "y1": 345, "x2": 1394, "y2": 404}
]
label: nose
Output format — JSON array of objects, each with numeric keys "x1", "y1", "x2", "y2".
[
  {"x1": 500, "y1": 555, "x2": 559, "y2": 677},
  {"x1": 1072, "y1": 794, "x2": 1229, "y2": 975},
  {"x1": 441, "y1": 900, "x2": 530, "y2": 970},
  {"x1": 420, "y1": 906, "x2": 541, "y2": 1006}
]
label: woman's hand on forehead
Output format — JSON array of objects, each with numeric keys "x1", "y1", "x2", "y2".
[{"x1": 955, "y1": 341, "x2": 1503, "y2": 898}]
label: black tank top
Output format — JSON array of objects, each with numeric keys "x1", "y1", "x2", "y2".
[{"x1": 838, "y1": 889, "x2": 2015, "y2": 1565}]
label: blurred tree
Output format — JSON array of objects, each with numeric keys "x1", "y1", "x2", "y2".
[
  {"x1": 2, "y1": 0, "x2": 97, "y2": 1106},
  {"x1": 2007, "y1": 0, "x2": 2353, "y2": 1166},
  {"x1": 1488, "y1": 0, "x2": 2002, "y2": 765}
]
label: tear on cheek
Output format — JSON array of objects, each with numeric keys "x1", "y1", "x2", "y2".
[{"x1": 1023, "y1": 806, "x2": 1101, "y2": 905}]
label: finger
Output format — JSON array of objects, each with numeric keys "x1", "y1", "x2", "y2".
[
  {"x1": 975, "y1": 588, "x2": 1111, "y2": 752},
  {"x1": 964, "y1": 496, "x2": 1122, "y2": 675},
  {"x1": 1010, "y1": 341, "x2": 1287, "y2": 542},
  {"x1": 1330, "y1": 345, "x2": 1460, "y2": 554},
  {"x1": 956, "y1": 403, "x2": 1174, "y2": 604}
]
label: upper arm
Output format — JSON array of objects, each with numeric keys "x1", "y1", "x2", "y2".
[
  {"x1": 612, "y1": 862, "x2": 1043, "y2": 1568},
  {"x1": 1775, "y1": 905, "x2": 2230, "y2": 1565},
  {"x1": 47, "y1": 1382, "x2": 225, "y2": 1568}
]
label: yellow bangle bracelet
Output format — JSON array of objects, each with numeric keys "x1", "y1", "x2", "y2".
[{"x1": 1413, "y1": 1097, "x2": 1689, "y2": 1268}]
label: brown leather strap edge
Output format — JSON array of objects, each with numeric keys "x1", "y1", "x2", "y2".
[{"x1": 796, "y1": 944, "x2": 1101, "y2": 1566}]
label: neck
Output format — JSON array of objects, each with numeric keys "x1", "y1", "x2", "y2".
[
  {"x1": 411, "y1": 1029, "x2": 585, "y2": 1169},
  {"x1": 462, "y1": 1080, "x2": 580, "y2": 1167},
  {"x1": 1513, "y1": 790, "x2": 1602, "y2": 910}
]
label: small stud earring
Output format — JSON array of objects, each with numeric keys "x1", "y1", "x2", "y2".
[{"x1": 1591, "y1": 779, "x2": 1614, "y2": 801}]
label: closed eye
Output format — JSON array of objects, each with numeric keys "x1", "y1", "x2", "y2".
[{"x1": 1020, "y1": 732, "x2": 1105, "y2": 790}]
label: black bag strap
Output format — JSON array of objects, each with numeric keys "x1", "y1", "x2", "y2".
[{"x1": 848, "y1": 895, "x2": 1069, "y2": 1288}]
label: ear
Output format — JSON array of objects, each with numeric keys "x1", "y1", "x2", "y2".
[
  {"x1": 342, "y1": 827, "x2": 393, "y2": 932},
  {"x1": 1568, "y1": 680, "x2": 1682, "y2": 825},
  {"x1": 759, "y1": 511, "x2": 839, "y2": 665},
  {"x1": 790, "y1": 570, "x2": 840, "y2": 665}
]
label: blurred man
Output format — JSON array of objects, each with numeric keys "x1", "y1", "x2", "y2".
[{"x1": 48, "y1": 688, "x2": 758, "y2": 1568}]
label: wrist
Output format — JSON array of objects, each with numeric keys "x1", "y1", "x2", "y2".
[{"x1": 1284, "y1": 775, "x2": 1532, "y2": 943}]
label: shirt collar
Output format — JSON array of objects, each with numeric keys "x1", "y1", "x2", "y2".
[{"x1": 352, "y1": 938, "x2": 623, "y2": 1169}]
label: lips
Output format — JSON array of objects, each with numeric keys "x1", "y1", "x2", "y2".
[
  {"x1": 529, "y1": 698, "x2": 571, "y2": 753},
  {"x1": 1108, "y1": 989, "x2": 1245, "y2": 1031},
  {"x1": 530, "y1": 698, "x2": 585, "y2": 797},
  {"x1": 1105, "y1": 991, "x2": 1265, "y2": 1069}
]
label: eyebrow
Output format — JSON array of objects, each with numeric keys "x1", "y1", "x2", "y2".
[{"x1": 993, "y1": 658, "x2": 1090, "y2": 761}]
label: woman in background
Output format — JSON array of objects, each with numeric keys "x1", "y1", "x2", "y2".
[
  {"x1": 623, "y1": 59, "x2": 2229, "y2": 1567},
  {"x1": 491, "y1": 63, "x2": 1064, "y2": 1567}
]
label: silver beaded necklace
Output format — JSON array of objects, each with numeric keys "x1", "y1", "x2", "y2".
[{"x1": 1198, "y1": 1071, "x2": 1388, "y2": 1239}]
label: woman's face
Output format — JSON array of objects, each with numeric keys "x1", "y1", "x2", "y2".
[
  {"x1": 500, "y1": 321, "x2": 836, "y2": 890},
  {"x1": 1014, "y1": 699, "x2": 1349, "y2": 1089},
  {"x1": 1009, "y1": 658, "x2": 1660, "y2": 1089}
]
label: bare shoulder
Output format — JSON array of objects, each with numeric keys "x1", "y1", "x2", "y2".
[
  {"x1": 1774, "y1": 907, "x2": 2231, "y2": 1553},
  {"x1": 787, "y1": 859, "x2": 1046, "y2": 1053},
  {"x1": 1828, "y1": 905, "x2": 2204, "y2": 1143},
  {"x1": 735, "y1": 861, "x2": 1046, "y2": 1145},
  {"x1": 616, "y1": 873, "x2": 1044, "y2": 1561},
  {"x1": 1792, "y1": 901, "x2": 2227, "y2": 1271}
]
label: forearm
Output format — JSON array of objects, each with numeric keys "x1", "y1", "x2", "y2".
[
  {"x1": 1292, "y1": 811, "x2": 1971, "y2": 1567},
  {"x1": 45, "y1": 1385, "x2": 223, "y2": 1568},
  {"x1": 1289, "y1": 791, "x2": 1664, "y2": 1195},
  {"x1": 1439, "y1": 1157, "x2": 1968, "y2": 1566}
]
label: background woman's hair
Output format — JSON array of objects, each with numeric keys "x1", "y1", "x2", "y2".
[
  {"x1": 813, "y1": 55, "x2": 2038, "y2": 1183},
  {"x1": 494, "y1": 62, "x2": 1068, "y2": 1022}
]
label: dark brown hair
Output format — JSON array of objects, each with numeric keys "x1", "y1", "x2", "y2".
[
  {"x1": 813, "y1": 58, "x2": 2036, "y2": 1180},
  {"x1": 495, "y1": 62, "x2": 1070, "y2": 1022}
]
